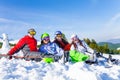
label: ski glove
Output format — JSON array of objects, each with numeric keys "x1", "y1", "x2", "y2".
[{"x1": 6, "y1": 53, "x2": 12, "y2": 59}]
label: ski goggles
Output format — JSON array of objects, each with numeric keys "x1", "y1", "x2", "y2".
[
  {"x1": 29, "y1": 31, "x2": 36, "y2": 35},
  {"x1": 43, "y1": 37, "x2": 50, "y2": 41},
  {"x1": 56, "y1": 34, "x2": 62, "y2": 37}
]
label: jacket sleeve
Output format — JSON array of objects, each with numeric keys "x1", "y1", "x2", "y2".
[
  {"x1": 54, "y1": 43, "x2": 64, "y2": 56},
  {"x1": 82, "y1": 41, "x2": 94, "y2": 53},
  {"x1": 38, "y1": 45, "x2": 47, "y2": 53},
  {"x1": 8, "y1": 38, "x2": 26, "y2": 55},
  {"x1": 64, "y1": 44, "x2": 71, "y2": 51},
  {"x1": 70, "y1": 44, "x2": 75, "y2": 50}
]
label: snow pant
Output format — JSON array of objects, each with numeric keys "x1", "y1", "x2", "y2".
[
  {"x1": 24, "y1": 52, "x2": 42, "y2": 62},
  {"x1": 63, "y1": 51, "x2": 69, "y2": 63},
  {"x1": 22, "y1": 51, "x2": 54, "y2": 62},
  {"x1": 25, "y1": 52, "x2": 64, "y2": 62}
]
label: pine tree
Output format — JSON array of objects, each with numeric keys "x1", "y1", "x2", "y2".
[
  {"x1": 103, "y1": 44, "x2": 110, "y2": 53},
  {"x1": 84, "y1": 38, "x2": 91, "y2": 45},
  {"x1": 91, "y1": 39, "x2": 97, "y2": 44}
]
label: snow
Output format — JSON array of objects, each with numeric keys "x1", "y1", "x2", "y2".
[
  {"x1": 0, "y1": 58, "x2": 120, "y2": 80},
  {"x1": 117, "y1": 47, "x2": 120, "y2": 50},
  {"x1": 0, "y1": 33, "x2": 10, "y2": 54},
  {"x1": 9, "y1": 40, "x2": 19, "y2": 45},
  {"x1": 0, "y1": 33, "x2": 120, "y2": 80},
  {"x1": 9, "y1": 40, "x2": 41, "y2": 46}
]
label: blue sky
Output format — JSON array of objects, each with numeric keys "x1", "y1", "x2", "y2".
[{"x1": 0, "y1": 0, "x2": 120, "y2": 42}]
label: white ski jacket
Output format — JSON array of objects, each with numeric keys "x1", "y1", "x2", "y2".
[{"x1": 70, "y1": 40, "x2": 94, "y2": 54}]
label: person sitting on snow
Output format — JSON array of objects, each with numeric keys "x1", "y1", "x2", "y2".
[
  {"x1": 38, "y1": 33, "x2": 64, "y2": 62},
  {"x1": 6, "y1": 28, "x2": 42, "y2": 61},
  {"x1": 53, "y1": 31, "x2": 71, "y2": 62},
  {"x1": 70, "y1": 34, "x2": 97, "y2": 63}
]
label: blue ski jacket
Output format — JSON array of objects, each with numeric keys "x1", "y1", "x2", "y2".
[{"x1": 38, "y1": 42, "x2": 64, "y2": 56}]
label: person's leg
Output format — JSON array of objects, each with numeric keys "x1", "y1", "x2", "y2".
[
  {"x1": 64, "y1": 51, "x2": 69, "y2": 62},
  {"x1": 24, "y1": 52, "x2": 42, "y2": 62},
  {"x1": 85, "y1": 52, "x2": 97, "y2": 62}
]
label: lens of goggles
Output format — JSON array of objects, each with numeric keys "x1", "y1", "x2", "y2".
[
  {"x1": 29, "y1": 31, "x2": 36, "y2": 35},
  {"x1": 43, "y1": 37, "x2": 50, "y2": 41}
]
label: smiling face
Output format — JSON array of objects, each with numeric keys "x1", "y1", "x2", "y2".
[
  {"x1": 43, "y1": 37, "x2": 50, "y2": 44},
  {"x1": 71, "y1": 37, "x2": 79, "y2": 43},
  {"x1": 56, "y1": 34, "x2": 62, "y2": 41}
]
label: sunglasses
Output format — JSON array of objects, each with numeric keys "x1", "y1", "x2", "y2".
[
  {"x1": 43, "y1": 37, "x2": 50, "y2": 41},
  {"x1": 29, "y1": 31, "x2": 36, "y2": 35}
]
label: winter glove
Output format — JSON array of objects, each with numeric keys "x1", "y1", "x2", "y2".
[{"x1": 6, "y1": 53, "x2": 12, "y2": 59}]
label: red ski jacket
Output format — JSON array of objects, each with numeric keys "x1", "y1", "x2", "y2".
[{"x1": 8, "y1": 35, "x2": 38, "y2": 55}]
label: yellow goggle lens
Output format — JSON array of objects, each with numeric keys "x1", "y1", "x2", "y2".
[{"x1": 29, "y1": 31, "x2": 36, "y2": 35}]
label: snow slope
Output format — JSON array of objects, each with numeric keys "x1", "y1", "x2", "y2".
[
  {"x1": 0, "y1": 33, "x2": 120, "y2": 80},
  {"x1": 0, "y1": 57, "x2": 120, "y2": 80}
]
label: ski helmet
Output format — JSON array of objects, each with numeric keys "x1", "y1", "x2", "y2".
[
  {"x1": 28, "y1": 28, "x2": 36, "y2": 33},
  {"x1": 41, "y1": 33, "x2": 49, "y2": 40},
  {"x1": 71, "y1": 34, "x2": 78, "y2": 39},
  {"x1": 55, "y1": 31, "x2": 62, "y2": 35},
  {"x1": 28, "y1": 28, "x2": 36, "y2": 35}
]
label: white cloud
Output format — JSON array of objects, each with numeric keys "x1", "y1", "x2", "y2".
[
  {"x1": 0, "y1": 18, "x2": 29, "y2": 25},
  {"x1": 0, "y1": 18, "x2": 11, "y2": 23},
  {"x1": 0, "y1": 18, "x2": 35, "y2": 39},
  {"x1": 106, "y1": 13, "x2": 120, "y2": 27},
  {"x1": 97, "y1": 13, "x2": 120, "y2": 41}
]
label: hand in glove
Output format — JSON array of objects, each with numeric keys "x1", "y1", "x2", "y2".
[{"x1": 6, "y1": 53, "x2": 12, "y2": 59}]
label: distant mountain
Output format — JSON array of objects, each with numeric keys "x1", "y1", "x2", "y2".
[
  {"x1": 98, "y1": 42, "x2": 120, "y2": 50},
  {"x1": 106, "y1": 38, "x2": 120, "y2": 44}
]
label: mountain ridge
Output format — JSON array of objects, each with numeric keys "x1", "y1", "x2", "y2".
[
  {"x1": 106, "y1": 38, "x2": 120, "y2": 44},
  {"x1": 98, "y1": 42, "x2": 120, "y2": 50}
]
